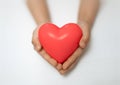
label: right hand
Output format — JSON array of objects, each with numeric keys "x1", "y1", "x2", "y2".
[
  {"x1": 59, "y1": 21, "x2": 91, "y2": 74},
  {"x1": 32, "y1": 25, "x2": 63, "y2": 71}
]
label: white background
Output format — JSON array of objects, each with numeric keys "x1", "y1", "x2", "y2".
[{"x1": 0, "y1": 0, "x2": 120, "y2": 85}]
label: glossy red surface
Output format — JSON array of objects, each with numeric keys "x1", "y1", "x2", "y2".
[{"x1": 38, "y1": 23, "x2": 82, "y2": 63}]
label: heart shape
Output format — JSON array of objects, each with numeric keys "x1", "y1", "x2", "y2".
[{"x1": 38, "y1": 23, "x2": 82, "y2": 63}]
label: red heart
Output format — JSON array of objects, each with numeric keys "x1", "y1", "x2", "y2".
[{"x1": 38, "y1": 23, "x2": 82, "y2": 63}]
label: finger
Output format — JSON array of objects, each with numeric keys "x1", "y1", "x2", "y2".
[
  {"x1": 39, "y1": 49, "x2": 58, "y2": 67},
  {"x1": 59, "y1": 58, "x2": 78, "y2": 75},
  {"x1": 79, "y1": 38, "x2": 86, "y2": 48},
  {"x1": 79, "y1": 28, "x2": 90, "y2": 48},
  {"x1": 32, "y1": 39, "x2": 42, "y2": 51},
  {"x1": 32, "y1": 31, "x2": 42, "y2": 51},
  {"x1": 34, "y1": 39, "x2": 42, "y2": 51},
  {"x1": 63, "y1": 47, "x2": 83, "y2": 70},
  {"x1": 56, "y1": 63, "x2": 62, "y2": 70}
]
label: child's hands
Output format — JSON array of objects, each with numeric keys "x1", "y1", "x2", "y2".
[
  {"x1": 32, "y1": 21, "x2": 90, "y2": 75},
  {"x1": 32, "y1": 25, "x2": 62, "y2": 71},
  {"x1": 59, "y1": 21, "x2": 91, "y2": 74}
]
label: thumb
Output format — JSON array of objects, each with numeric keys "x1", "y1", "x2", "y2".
[
  {"x1": 78, "y1": 22, "x2": 90, "y2": 48},
  {"x1": 79, "y1": 37, "x2": 86, "y2": 48}
]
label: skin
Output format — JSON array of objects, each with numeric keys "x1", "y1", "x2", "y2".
[{"x1": 27, "y1": 0, "x2": 100, "y2": 75}]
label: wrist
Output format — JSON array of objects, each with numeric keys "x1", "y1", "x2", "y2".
[
  {"x1": 37, "y1": 20, "x2": 51, "y2": 26},
  {"x1": 36, "y1": 20, "x2": 51, "y2": 30}
]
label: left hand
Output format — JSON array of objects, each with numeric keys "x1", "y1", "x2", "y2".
[
  {"x1": 58, "y1": 21, "x2": 91, "y2": 75},
  {"x1": 32, "y1": 24, "x2": 63, "y2": 71}
]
